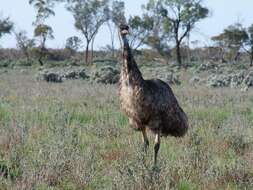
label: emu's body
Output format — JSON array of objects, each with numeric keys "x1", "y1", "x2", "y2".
[{"x1": 119, "y1": 25, "x2": 188, "y2": 165}]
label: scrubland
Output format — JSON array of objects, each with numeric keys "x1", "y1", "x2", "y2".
[{"x1": 0, "y1": 66, "x2": 253, "y2": 190}]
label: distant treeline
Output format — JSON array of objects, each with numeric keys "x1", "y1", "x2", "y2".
[
  {"x1": 0, "y1": 0, "x2": 252, "y2": 67},
  {"x1": 0, "y1": 46, "x2": 249, "y2": 66}
]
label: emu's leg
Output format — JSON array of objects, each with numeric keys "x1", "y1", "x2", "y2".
[
  {"x1": 154, "y1": 132, "x2": 161, "y2": 166},
  {"x1": 141, "y1": 128, "x2": 149, "y2": 153}
]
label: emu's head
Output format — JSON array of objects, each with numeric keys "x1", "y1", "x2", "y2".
[{"x1": 119, "y1": 24, "x2": 129, "y2": 36}]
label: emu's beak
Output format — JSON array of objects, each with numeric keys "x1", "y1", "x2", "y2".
[{"x1": 121, "y1": 29, "x2": 129, "y2": 35}]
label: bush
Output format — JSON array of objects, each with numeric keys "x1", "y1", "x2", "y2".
[
  {"x1": 91, "y1": 66, "x2": 120, "y2": 84},
  {"x1": 36, "y1": 67, "x2": 90, "y2": 83},
  {"x1": 0, "y1": 60, "x2": 12, "y2": 68}
]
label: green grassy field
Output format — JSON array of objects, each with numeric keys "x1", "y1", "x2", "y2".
[{"x1": 0, "y1": 68, "x2": 253, "y2": 190}]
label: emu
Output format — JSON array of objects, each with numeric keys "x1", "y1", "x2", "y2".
[{"x1": 119, "y1": 25, "x2": 189, "y2": 165}]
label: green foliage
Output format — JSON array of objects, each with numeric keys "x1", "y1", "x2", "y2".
[
  {"x1": 127, "y1": 15, "x2": 154, "y2": 50},
  {"x1": 0, "y1": 17, "x2": 13, "y2": 39},
  {"x1": 68, "y1": 0, "x2": 110, "y2": 33},
  {"x1": 15, "y1": 30, "x2": 35, "y2": 61},
  {"x1": 111, "y1": 0, "x2": 126, "y2": 25},
  {"x1": 29, "y1": 0, "x2": 56, "y2": 23},
  {"x1": 34, "y1": 24, "x2": 54, "y2": 41},
  {"x1": 0, "y1": 60, "x2": 12, "y2": 68},
  {"x1": 212, "y1": 23, "x2": 248, "y2": 50},
  {"x1": 65, "y1": 36, "x2": 82, "y2": 55},
  {"x1": 0, "y1": 59, "x2": 37, "y2": 68},
  {"x1": 0, "y1": 67, "x2": 253, "y2": 189},
  {"x1": 176, "y1": 180, "x2": 196, "y2": 190},
  {"x1": 144, "y1": 0, "x2": 209, "y2": 66},
  {"x1": 0, "y1": 160, "x2": 21, "y2": 180},
  {"x1": 142, "y1": 2, "x2": 172, "y2": 60},
  {"x1": 29, "y1": 0, "x2": 56, "y2": 65},
  {"x1": 245, "y1": 24, "x2": 253, "y2": 66},
  {"x1": 105, "y1": 0, "x2": 126, "y2": 58},
  {"x1": 67, "y1": 0, "x2": 110, "y2": 63},
  {"x1": 212, "y1": 23, "x2": 248, "y2": 62},
  {"x1": 33, "y1": 24, "x2": 54, "y2": 65},
  {"x1": 248, "y1": 24, "x2": 253, "y2": 40}
]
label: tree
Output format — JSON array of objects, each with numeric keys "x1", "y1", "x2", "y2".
[
  {"x1": 0, "y1": 17, "x2": 13, "y2": 39},
  {"x1": 29, "y1": 0, "x2": 56, "y2": 23},
  {"x1": 34, "y1": 24, "x2": 54, "y2": 65},
  {"x1": 67, "y1": 0, "x2": 110, "y2": 64},
  {"x1": 142, "y1": 1, "x2": 172, "y2": 63},
  {"x1": 65, "y1": 36, "x2": 82, "y2": 55},
  {"x1": 146, "y1": 35, "x2": 172, "y2": 63},
  {"x1": 15, "y1": 31, "x2": 35, "y2": 62},
  {"x1": 29, "y1": 0, "x2": 56, "y2": 65},
  {"x1": 127, "y1": 15, "x2": 154, "y2": 51},
  {"x1": 212, "y1": 23, "x2": 248, "y2": 62},
  {"x1": 211, "y1": 33, "x2": 227, "y2": 62},
  {"x1": 242, "y1": 24, "x2": 253, "y2": 67},
  {"x1": 145, "y1": 0, "x2": 209, "y2": 67},
  {"x1": 107, "y1": 0, "x2": 126, "y2": 57}
]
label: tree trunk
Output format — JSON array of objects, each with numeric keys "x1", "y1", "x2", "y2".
[
  {"x1": 38, "y1": 54, "x2": 43, "y2": 66},
  {"x1": 24, "y1": 51, "x2": 30, "y2": 63},
  {"x1": 108, "y1": 23, "x2": 115, "y2": 58},
  {"x1": 234, "y1": 51, "x2": 240, "y2": 62},
  {"x1": 91, "y1": 37, "x2": 95, "y2": 64},
  {"x1": 38, "y1": 47, "x2": 44, "y2": 66},
  {"x1": 176, "y1": 41, "x2": 182, "y2": 67},
  {"x1": 250, "y1": 53, "x2": 253, "y2": 67},
  {"x1": 85, "y1": 42, "x2": 89, "y2": 64},
  {"x1": 111, "y1": 37, "x2": 115, "y2": 58}
]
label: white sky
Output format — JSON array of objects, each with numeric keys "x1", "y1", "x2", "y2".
[{"x1": 0, "y1": 0, "x2": 253, "y2": 49}]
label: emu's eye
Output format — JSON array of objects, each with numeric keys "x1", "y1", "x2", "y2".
[{"x1": 120, "y1": 24, "x2": 129, "y2": 31}]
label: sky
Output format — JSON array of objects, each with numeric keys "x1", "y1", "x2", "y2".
[{"x1": 0, "y1": 0, "x2": 253, "y2": 49}]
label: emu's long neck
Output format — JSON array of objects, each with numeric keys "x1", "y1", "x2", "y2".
[{"x1": 121, "y1": 35, "x2": 143, "y2": 85}]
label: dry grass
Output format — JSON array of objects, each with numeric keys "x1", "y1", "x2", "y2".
[{"x1": 0, "y1": 68, "x2": 253, "y2": 190}]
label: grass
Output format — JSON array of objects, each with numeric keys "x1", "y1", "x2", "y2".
[{"x1": 0, "y1": 68, "x2": 253, "y2": 189}]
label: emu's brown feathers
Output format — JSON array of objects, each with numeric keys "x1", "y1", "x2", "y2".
[
  {"x1": 118, "y1": 24, "x2": 188, "y2": 165},
  {"x1": 119, "y1": 25, "x2": 188, "y2": 137}
]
